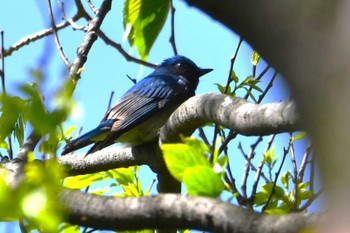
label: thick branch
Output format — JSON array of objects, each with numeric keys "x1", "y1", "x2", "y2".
[
  {"x1": 58, "y1": 142, "x2": 160, "y2": 176},
  {"x1": 161, "y1": 93, "x2": 301, "y2": 142},
  {"x1": 60, "y1": 189, "x2": 322, "y2": 233},
  {"x1": 58, "y1": 94, "x2": 300, "y2": 176}
]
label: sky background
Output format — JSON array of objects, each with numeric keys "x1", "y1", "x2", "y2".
[{"x1": 0, "y1": 0, "x2": 320, "y2": 232}]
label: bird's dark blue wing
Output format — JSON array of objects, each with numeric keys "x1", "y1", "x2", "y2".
[{"x1": 86, "y1": 74, "x2": 195, "y2": 153}]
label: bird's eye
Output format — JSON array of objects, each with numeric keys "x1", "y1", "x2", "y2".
[{"x1": 176, "y1": 62, "x2": 183, "y2": 68}]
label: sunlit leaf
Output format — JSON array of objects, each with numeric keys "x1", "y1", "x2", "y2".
[
  {"x1": 231, "y1": 70, "x2": 239, "y2": 83},
  {"x1": 265, "y1": 207, "x2": 288, "y2": 215},
  {"x1": 254, "y1": 192, "x2": 269, "y2": 206},
  {"x1": 251, "y1": 51, "x2": 261, "y2": 66},
  {"x1": 292, "y1": 132, "x2": 307, "y2": 142},
  {"x1": 108, "y1": 167, "x2": 136, "y2": 185},
  {"x1": 261, "y1": 183, "x2": 285, "y2": 199},
  {"x1": 60, "y1": 223, "x2": 80, "y2": 233},
  {"x1": 63, "y1": 172, "x2": 106, "y2": 189},
  {"x1": 281, "y1": 171, "x2": 291, "y2": 190},
  {"x1": 0, "y1": 94, "x2": 25, "y2": 142},
  {"x1": 162, "y1": 138, "x2": 211, "y2": 181},
  {"x1": 123, "y1": 0, "x2": 170, "y2": 60},
  {"x1": 183, "y1": 166, "x2": 224, "y2": 197}
]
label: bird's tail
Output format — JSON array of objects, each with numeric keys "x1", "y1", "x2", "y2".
[{"x1": 61, "y1": 120, "x2": 114, "y2": 155}]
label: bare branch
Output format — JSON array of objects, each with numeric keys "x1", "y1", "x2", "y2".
[
  {"x1": 59, "y1": 189, "x2": 322, "y2": 233},
  {"x1": 68, "y1": 0, "x2": 112, "y2": 80},
  {"x1": 160, "y1": 93, "x2": 301, "y2": 143},
  {"x1": 96, "y1": 29, "x2": 157, "y2": 68},
  {"x1": 0, "y1": 15, "x2": 81, "y2": 58},
  {"x1": 169, "y1": 0, "x2": 178, "y2": 55},
  {"x1": 47, "y1": 0, "x2": 71, "y2": 67}
]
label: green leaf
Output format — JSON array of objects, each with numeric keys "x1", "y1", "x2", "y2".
[
  {"x1": 231, "y1": 70, "x2": 239, "y2": 83},
  {"x1": 121, "y1": 182, "x2": 143, "y2": 197},
  {"x1": 0, "y1": 174, "x2": 18, "y2": 220},
  {"x1": 14, "y1": 114, "x2": 25, "y2": 146},
  {"x1": 261, "y1": 183, "x2": 285, "y2": 199},
  {"x1": 264, "y1": 147, "x2": 275, "y2": 165},
  {"x1": 0, "y1": 94, "x2": 25, "y2": 142},
  {"x1": 183, "y1": 166, "x2": 224, "y2": 197},
  {"x1": 281, "y1": 171, "x2": 291, "y2": 190},
  {"x1": 60, "y1": 224, "x2": 80, "y2": 233},
  {"x1": 63, "y1": 125, "x2": 76, "y2": 139},
  {"x1": 297, "y1": 190, "x2": 313, "y2": 200},
  {"x1": 63, "y1": 172, "x2": 107, "y2": 189},
  {"x1": 123, "y1": 0, "x2": 170, "y2": 60},
  {"x1": 292, "y1": 132, "x2": 307, "y2": 142},
  {"x1": 265, "y1": 207, "x2": 288, "y2": 215},
  {"x1": 108, "y1": 167, "x2": 136, "y2": 185},
  {"x1": 254, "y1": 192, "x2": 269, "y2": 206},
  {"x1": 251, "y1": 51, "x2": 261, "y2": 66},
  {"x1": 162, "y1": 138, "x2": 211, "y2": 181},
  {"x1": 298, "y1": 182, "x2": 310, "y2": 190}
]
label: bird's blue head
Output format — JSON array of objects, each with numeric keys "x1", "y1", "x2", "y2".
[{"x1": 157, "y1": 55, "x2": 213, "y2": 89}]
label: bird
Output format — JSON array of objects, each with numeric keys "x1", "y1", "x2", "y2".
[{"x1": 61, "y1": 55, "x2": 213, "y2": 155}]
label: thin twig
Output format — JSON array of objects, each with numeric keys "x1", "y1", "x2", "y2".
[
  {"x1": 0, "y1": 31, "x2": 6, "y2": 93},
  {"x1": 244, "y1": 62, "x2": 272, "y2": 102},
  {"x1": 198, "y1": 128, "x2": 210, "y2": 146},
  {"x1": 169, "y1": 0, "x2": 178, "y2": 55},
  {"x1": 289, "y1": 134, "x2": 299, "y2": 211},
  {"x1": 224, "y1": 38, "x2": 243, "y2": 94},
  {"x1": 298, "y1": 144, "x2": 313, "y2": 182},
  {"x1": 0, "y1": 31, "x2": 13, "y2": 159},
  {"x1": 107, "y1": 91, "x2": 115, "y2": 111},
  {"x1": 19, "y1": 219, "x2": 28, "y2": 233},
  {"x1": 251, "y1": 134, "x2": 276, "y2": 199},
  {"x1": 262, "y1": 136, "x2": 291, "y2": 212},
  {"x1": 58, "y1": 1, "x2": 86, "y2": 31},
  {"x1": 256, "y1": 64, "x2": 271, "y2": 81},
  {"x1": 96, "y1": 30, "x2": 156, "y2": 68},
  {"x1": 68, "y1": 0, "x2": 112, "y2": 80},
  {"x1": 258, "y1": 71, "x2": 278, "y2": 103},
  {"x1": 310, "y1": 150, "x2": 316, "y2": 193},
  {"x1": 86, "y1": 0, "x2": 99, "y2": 14},
  {"x1": 126, "y1": 74, "x2": 137, "y2": 84},
  {"x1": 224, "y1": 173, "x2": 245, "y2": 205},
  {"x1": 240, "y1": 136, "x2": 263, "y2": 199},
  {"x1": 299, "y1": 189, "x2": 323, "y2": 211},
  {"x1": 211, "y1": 39, "x2": 243, "y2": 161},
  {"x1": 47, "y1": 0, "x2": 71, "y2": 67},
  {"x1": 0, "y1": 16, "x2": 81, "y2": 58},
  {"x1": 218, "y1": 130, "x2": 237, "y2": 154}
]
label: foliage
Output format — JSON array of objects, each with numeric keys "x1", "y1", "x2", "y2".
[
  {"x1": 0, "y1": 69, "x2": 75, "y2": 157},
  {"x1": 0, "y1": 0, "x2": 319, "y2": 232},
  {"x1": 162, "y1": 137, "x2": 226, "y2": 197},
  {"x1": 123, "y1": 0, "x2": 170, "y2": 60},
  {"x1": 0, "y1": 157, "x2": 66, "y2": 232}
]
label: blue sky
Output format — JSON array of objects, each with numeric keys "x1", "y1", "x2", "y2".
[{"x1": 0, "y1": 0, "x2": 319, "y2": 232}]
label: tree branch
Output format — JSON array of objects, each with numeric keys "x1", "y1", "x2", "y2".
[
  {"x1": 68, "y1": 0, "x2": 112, "y2": 80},
  {"x1": 58, "y1": 94, "x2": 301, "y2": 176},
  {"x1": 160, "y1": 93, "x2": 301, "y2": 142},
  {"x1": 59, "y1": 189, "x2": 322, "y2": 233}
]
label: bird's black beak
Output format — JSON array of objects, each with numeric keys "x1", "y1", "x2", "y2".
[{"x1": 198, "y1": 68, "x2": 213, "y2": 77}]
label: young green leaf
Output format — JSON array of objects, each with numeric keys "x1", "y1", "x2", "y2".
[
  {"x1": 183, "y1": 166, "x2": 225, "y2": 197},
  {"x1": 251, "y1": 51, "x2": 261, "y2": 66},
  {"x1": 162, "y1": 138, "x2": 211, "y2": 181},
  {"x1": 123, "y1": 0, "x2": 170, "y2": 60}
]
